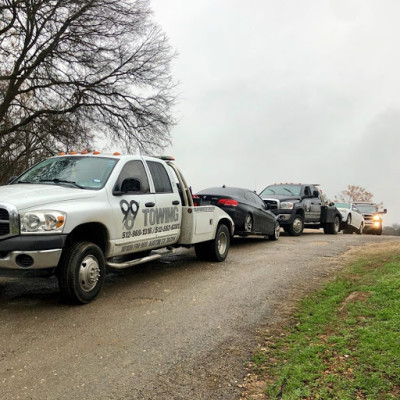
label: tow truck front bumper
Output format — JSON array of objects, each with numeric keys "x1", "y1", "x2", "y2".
[
  {"x1": 271, "y1": 210, "x2": 296, "y2": 226},
  {"x1": 363, "y1": 221, "x2": 382, "y2": 233},
  {"x1": 0, "y1": 235, "x2": 67, "y2": 274}
]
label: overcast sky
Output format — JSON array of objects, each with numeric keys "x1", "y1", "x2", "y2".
[{"x1": 150, "y1": 0, "x2": 400, "y2": 225}]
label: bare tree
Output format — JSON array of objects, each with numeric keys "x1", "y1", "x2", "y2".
[
  {"x1": 334, "y1": 185, "x2": 374, "y2": 203},
  {"x1": 383, "y1": 224, "x2": 400, "y2": 236},
  {"x1": 0, "y1": 0, "x2": 176, "y2": 167},
  {"x1": 335, "y1": 185, "x2": 383, "y2": 208},
  {"x1": 0, "y1": 114, "x2": 93, "y2": 183}
]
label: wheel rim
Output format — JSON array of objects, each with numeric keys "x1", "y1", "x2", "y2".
[
  {"x1": 79, "y1": 255, "x2": 101, "y2": 292},
  {"x1": 244, "y1": 214, "x2": 253, "y2": 232},
  {"x1": 217, "y1": 231, "x2": 228, "y2": 255},
  {"x1": 293, "y1": 218, "x2": 303, "y2": 234},
  {"x1": 334, "y1": 217, "x2": 340, "y2": 232},
  {"x1": 275, "y1": 223, "x2": 280, "y2": 238}
]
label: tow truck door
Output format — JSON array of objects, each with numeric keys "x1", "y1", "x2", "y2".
[
  {"x1": 108, "y1": 159, "x2": 157, "y2": 255},
  {"x1": 144, "y1": 160, "x2": 182, "y2": 246},
  {"x1": 303, "y1": 185, "x2": 321, "y2": 222}
]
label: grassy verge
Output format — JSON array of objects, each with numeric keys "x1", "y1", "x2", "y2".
[{"x1": 252, "y1": 250, "x2": 400, "y2": 400}]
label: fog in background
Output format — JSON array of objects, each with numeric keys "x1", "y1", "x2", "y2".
[{"x1": 149, "y1": 0, "x2": 399, "y2": 225}]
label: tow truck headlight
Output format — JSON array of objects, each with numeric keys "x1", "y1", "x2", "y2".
[
  {"x1": 280, "y1": 202, "x2": 294, "y2": 210},
  {"x1": 373, "y1": 215, "x2": 380, "y2": 221},
  {"x1": 20, "y1": 211, "x2": 66, "y2": 233}
]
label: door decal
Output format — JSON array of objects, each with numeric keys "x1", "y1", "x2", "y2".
[{"x1": 120, "y1": 200, "x2": 140, "y2": 230}]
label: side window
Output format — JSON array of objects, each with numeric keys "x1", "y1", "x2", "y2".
[
  {"x1": 304, "y1": 186, "x2": 311, "y2": 197},
  {"x1": 114, "y1": 160, "x2": 150, "y2": 193},
  {"x1": 310, "y1": 186, "x2": 319, "y2": 198},
  {"x1": 147, "y1": 161, "x2": 173, "y2": 193}
]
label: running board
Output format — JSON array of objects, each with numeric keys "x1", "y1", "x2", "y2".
[
  {"x1": 107, "y1": 248, "x2": 176, "y2": 269},
  {"x1": 236, "y1": 231, "x2": 264, "y2": 236}
]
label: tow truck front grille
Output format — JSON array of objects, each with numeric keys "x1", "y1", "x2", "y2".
[
  {"x1": 263, "y1": 199, "x2": 280, "y2": 210},
  {"x1": 0, "y1": 208, "x2": 10, "y2": 236},
  {"x1": 0, "y1": 203, "x2": 19, "y2": 239},
  {"x1": 363, "y1": 214, "x2": 374, "y2": 222}
]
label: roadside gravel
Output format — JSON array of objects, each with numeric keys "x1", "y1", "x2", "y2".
[{"x1": 1, "y1": 232, "x2": 399, "y2": 399}]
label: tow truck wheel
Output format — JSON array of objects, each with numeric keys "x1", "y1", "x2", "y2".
[
  {"x1": 268, "y1": 221, "x2": 280, "y2": 241},
  {"x1": 324, "y1": 215, "x2": 340, "y2": 235},
  {"x1": 58, "y1": 242, "x2": 106, "y2": 304},
  {"x1": 195, "y1": 224, "x2": 230, "y2": 262},
  {"x1": 287, "y1": 215, "x2": 304, "y2": 236}
]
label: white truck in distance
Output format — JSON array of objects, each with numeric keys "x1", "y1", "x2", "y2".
[{"x1": 0, "y1": 154, "x2": 234, "y2": 303}]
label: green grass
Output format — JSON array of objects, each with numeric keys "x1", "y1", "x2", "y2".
[{"x1": 253, "y1": 251, "x2": 400, "y2": 400}]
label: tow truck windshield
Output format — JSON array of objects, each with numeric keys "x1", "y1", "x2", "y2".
[
  {"x1": 260, "y1": 185, "x2": 302, "y2": 197},
  {"x1": 13, "y1": 156, "x2": 118, "y2": 190},
  {"x1": 355, "y1": 204, "x2": 378, "y2": 213}
]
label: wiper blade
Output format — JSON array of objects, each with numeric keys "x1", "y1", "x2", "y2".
[
  {"x1": 39, "y1": 179, "x2": 84, "y2": 189},
  {"x1": 283, "y1": 188, "x2": 294, "y2": 195},
  {"x1": 17, "y1": 180, "x2": 35, "y2": 184}
]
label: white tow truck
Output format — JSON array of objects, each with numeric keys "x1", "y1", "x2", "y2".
[{"x1": 0, "y1": 153, "x2": 234, "y2": 303}]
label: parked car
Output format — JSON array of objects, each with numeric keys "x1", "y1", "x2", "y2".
[
  {"x1": 334, "y1": 202, "x2": 365, "y2": 234},
  {"x1": 193, "y1": 186, "x2": 280, "y2": 240}
]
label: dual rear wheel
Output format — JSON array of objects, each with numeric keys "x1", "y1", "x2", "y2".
[{"x1": 195, "y1": 224, "x2": 230, "y2": 262}]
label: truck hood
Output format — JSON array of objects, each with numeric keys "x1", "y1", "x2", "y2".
[
  {"x1": 262, "y1": 195, "x2": 301, "y2": 202},
  {"x1": 0, "y1": 184, "x2": 98, "y2": 211}
]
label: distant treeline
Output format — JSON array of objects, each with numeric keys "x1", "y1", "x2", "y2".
[{"x1": 383, "y1": 224, "x2": 400, "y2": 236}]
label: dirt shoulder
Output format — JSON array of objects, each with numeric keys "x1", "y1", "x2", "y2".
[{"x1": 240, "y1": 240, "x2": 400, "y2": 400}]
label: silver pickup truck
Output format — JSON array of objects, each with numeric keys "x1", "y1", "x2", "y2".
[{"x1": 0, "y1": 153, "x2": 234, "y2": 303}]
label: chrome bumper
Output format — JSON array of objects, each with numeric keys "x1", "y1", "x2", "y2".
[{"x1": 0, "y1": 249, "x2": 62, "y2": 270}]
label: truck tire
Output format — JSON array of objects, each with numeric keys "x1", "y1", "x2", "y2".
[
  {"x1": 195, "y1": 224, "x2": 230, "y2": 262},
  {"x1": 58, "y1": 242, "x2": 106, "y2": 304},
  {"x1": 287, "y1": 215, "x2": 304, "y2": 236},
  {"x1": 324, "y1": 215, "x2": 340, "y2": 235},
  {"x1": 268, "y1": 221, "x2": 280, "y2": 241}
]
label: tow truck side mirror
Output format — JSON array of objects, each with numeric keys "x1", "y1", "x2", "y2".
[
  {"x1": 113, "y1": 178, "x2": 142, "y2": 196},
  {"x1": 383, "y1": 208, "x2": 387, "y2": 214},
  {"x1": 313, "y1": 190, "x2": 319, "y2": 197}
]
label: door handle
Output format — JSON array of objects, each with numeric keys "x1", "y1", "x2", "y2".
[
  {"x1": 172, "y1": 200, "x2": 180, "y2": 205},
  {"x1": 145, "y1": 202, "x2": 155, "y2": 207}
]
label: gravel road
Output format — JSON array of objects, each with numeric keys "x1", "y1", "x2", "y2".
[{"x1": 1, "y1": 231, "x2": 399, "y2": 400}]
